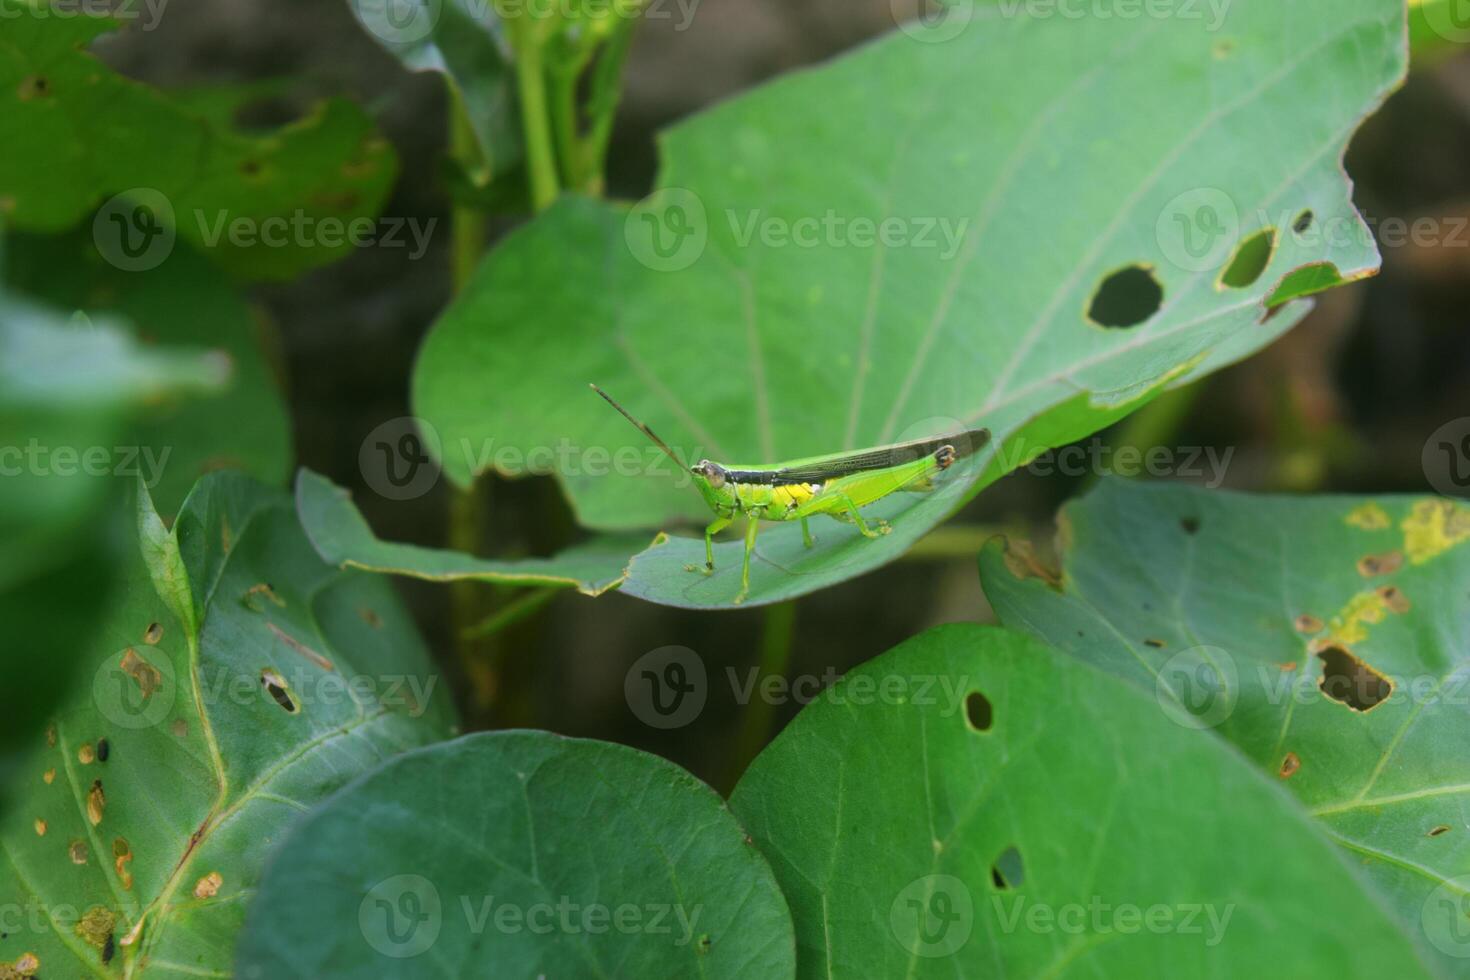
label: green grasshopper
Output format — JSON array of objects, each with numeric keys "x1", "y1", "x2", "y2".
[{"x1": 591, "y1": 384, "x2": 991, "y2": 603}]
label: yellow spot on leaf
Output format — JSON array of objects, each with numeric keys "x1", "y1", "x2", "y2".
[
  {"x1": 33, "y1": 819, "x2": 45, "y2": 837},
  {"x1": 42, "y1": 768, "x2": 54, "y2": 785},
  {"x1": 194, "y1": 871, "x2": 223, "y2": 899},
  {"x1": 1320, "y1": 591, "x2": 1391, "y2": 646},
  {"x1": 114, "y1": 839, "x2": 134, "y2": 890},
  {"x1": 0, "y1": 951, "x2": 40, "y2": 978},
  {"x1": 1345, "y1": 502, "x2": 1391, "y2": 530},
  {"x1": 1403, "y1": 499, "x2": 1470, "y2": 565},
  {"x1": 78, "y1": 743, "x2": 94, "y2": 765},
  {"x1": 87, "y1": 780, "x2": 105, "y2": 825},
  {"x1": 74, "y1": 906, "x2": 115, "y2": 949},
  {"x1": 69, "y1": 840, "x2": 88, "y2": 864}
]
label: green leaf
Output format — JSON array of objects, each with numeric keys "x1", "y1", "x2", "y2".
[
  {"x1": 234, "y1": 730, "x2": 795, "y2": 978},
  {"x1": 730, "y1": 624, "x2": 1437, "y2": 977},
  {"x1": 347, "y1": 0, "x2": 520, "y2": 176},
  {"x1": 296, "y1": 469, "x2": 652, "y2": 595},
  {"x1": 0, "y1": 2, "x2": 397, "y2": 280},
  {"x1": 0, "y1": 473, "x2": 455, "y2": 977},
  {"x1": 414, "y1": 1, "x2": 1405, "y2": 608},
  {"x1": 0, "y1": 291, "x2": 228, "y2": 795},
  {"x1": 979, "y1": 479, "x2": 1470, "y2": 972},
  {"x1": 8, "y1": 231, "x2": 293, "y2": 514}
]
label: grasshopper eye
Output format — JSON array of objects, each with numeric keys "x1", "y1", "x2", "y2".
[{"x1": 694, "y1": 460, "x2": 725, "y2": 488}]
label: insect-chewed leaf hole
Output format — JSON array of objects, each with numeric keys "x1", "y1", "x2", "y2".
[
  {"x1": 1219, "y1": 227, "x2": 1277, "y2": 289},
  {"x1": 1429, "y1": 824, "x2": 1452, "y2": 838},
  {"x1": 1086, "y1": 264, "x2": 1163, "y2": 328},
  {"x1": 1315, "y1": 645, "x2": 1391, "y2": 712},
  {"x1": 964, "y1": 690, "x2": 994, "y2": 732},
  {"x1": 991, "y1": 845, "x2": 1025, "y2": 890},
  {"x1": 260, "y1": 669, "x2": 299, "y2": 713},
  {"x1": 1292, "y1": 209, "x2": 1314, "y2": 234}
]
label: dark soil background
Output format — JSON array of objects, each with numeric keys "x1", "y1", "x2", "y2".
[{"x1": 97, "y1": 1, "x2": 1470, "y2": 787}]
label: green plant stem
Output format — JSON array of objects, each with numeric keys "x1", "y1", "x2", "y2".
[
  {"x1": 510, "y1": 16, "x2": 561, "y2": 211},
  {"x1": 724, "y1": 601, "x2": 797, "y2": 791},
  {"x1": 447, "y1": 90, "x2": 495, "y2": 710},
  {"x1": 582, "y1": 25, "x2": 636, "y2": 196},
  {"x1": 462, "y1": 586, "x2": 560, "y2": 640}
]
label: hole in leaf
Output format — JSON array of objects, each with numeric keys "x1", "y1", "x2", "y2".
[
  {"x1": 1086, "y1": 265, "x2": 1163, "y2": 328},
  {"x1": 1430, "y1": 825, "x2": 1452, "y2": 838},
  {"x1": 96, "y1": 738, "x2": 109, "y2": 762},
  {"x1": 965, "y1": 691, "x2": 993, "y2": 732},
  {"x1": 260, "y1": 669, "x2": 298, "y2": 713},
  {"x1": 991, "y1": 846, "x2": 1025, "y2": 889},
  {"x1": 1315, "y1": 646, "x2": 1392, "y2": 712},
  {"x1": 143, "y1": 622, "x2": 163, "y2": 645},
  {"x1": 1219, "y1": 228, "x2": 1277, "y2": 289},
  {"x1": 1143, "y1": 638, "x2": 1165, "y2": 649},
  {"x1": 1279, "y1": 752, "x2": 1300, "y2": 778},
  {"x1": 1180, "y1": 517, "x2": 1200, "y2": 535},
  {"x1": 1293, "y1": 210, "x2": 1314, "y2": 234}
]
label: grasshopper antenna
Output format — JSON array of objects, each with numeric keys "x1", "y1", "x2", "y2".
[{"x1": 589, "y1": 383, "x2": 690, "y2": 470}]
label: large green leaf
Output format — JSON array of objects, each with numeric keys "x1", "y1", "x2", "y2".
[
  {"x1": 414, "y1": 0, "x2": 1405, "y2": 608},
  {"x1": 296, "y1": 468, "x2": 651, "y2": 595},
  {"x1": 0, "y1": 1, "x2": 397, "y2": 280},
  {"x1": 234, "y1": 730, "x2": 795, "y2": 978},
  {"x1": 730, "y1": 624, "x2": 1438, "y2": 977},
  {"x1": 0, "y1": 292, "x2": 228, "y2": 797},
  {"x1": 980, "y1": 480, "x2": 1470, "y2": 972},
  {"x1": 346, "y1": 0, "x2": 520, "y2": 175},
  {"x1": 0, "y1": 474, "x2": 455, "y2": 978},
  {"x1": 8, "y1": 231, "x2": 292, "y2": 515}
]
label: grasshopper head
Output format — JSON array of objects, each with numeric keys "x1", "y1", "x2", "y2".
[{"x1": 690, "y1": 459, "x2": 735, "y2": 512}]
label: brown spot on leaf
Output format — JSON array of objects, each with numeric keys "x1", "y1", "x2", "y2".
[
  {"x1": 242, "y1": 582, "x2": 286, "y2": 612},
  {"x1": 1376, "y1": 585, "x2": 1411, "y2": 614},
  {"x1": 1279, "y1": 752, "x2": 1300, "y2": 778},
  {"x1": 171, "y1": 718, "x2": 189, "y2": 738},
  {"x1": 69, "y1": 840, "x2": 88, "y2": 864},
  {"x1": 1143, "y1": 638, "x2": 1165, "y2": 649},
  {"x1": 1277, "y1": 661, "x2": 1297, "y2": 672},
  {"x1": 0, "y1": 952, "x2": 40, "y2": 978},
  {"x1": 114, "y1": 839, "x2": 134, "y2": 890},
  {"x1": 194, "y1": 871, "x2": 223, "y2": 898},
  {"x1": 1357, "y1": 550, "x2": 1403, "y2": 577},
  {"x1": 1294, "y1": 614, "x2": 1323, "y2": 634},
  {"x1": 16, "y1": 75, "x2": 49, "y2": 100},
  {"x1": 1429, "y1": 825, "x2": 1452, "y2": 837},
  {"x1": 143, "y1": 622, "x2": 163, "y2": 645},
  {"x1": 260, "y1": 669, "x2": 299, "y2": 712},
  {"x1": 1315, "y1": 646, "x2": 1392, "y2": 712},
  {"x1": 87, "y1": 780, "x2": 105, "y2": 825},
  {"x1": 33, "y1": 819, "x2": 45, "y2": 836},
  {"x1": 120, "y1": 648, "x2": 163, "y2": 699},
  {"x1": 1000, "y1": 538, "x2": 1061, "y2": 590},
  {"x1": 1180, "y1": 517, "x2": 1200, "y2": 535},
  {"x1": 358, "y1": 607, "x2": 382, "y2": 628},
  {"x1": 78, "y1": 743, "x2": 95, "y2": 765},
  {"x1": 43, "y1": 768, "x2": 55, "y2": 785},
  {"x1": 75, "y1": 905, "x2": 115, "y2": 950},
  {"x1": 268, "y1": 622, "x2": 334, "y2": 671}
]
